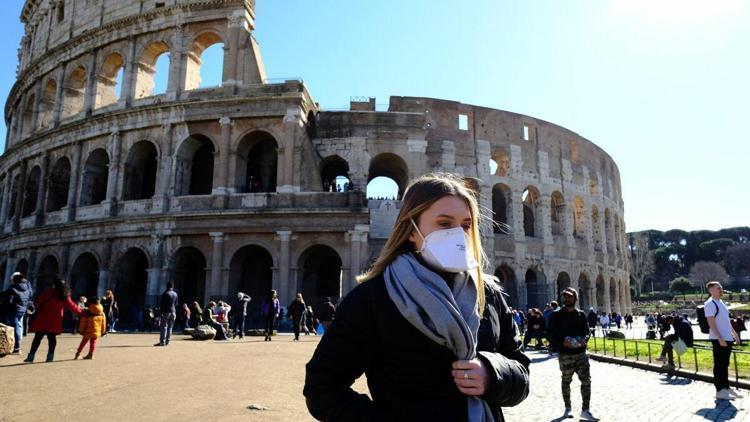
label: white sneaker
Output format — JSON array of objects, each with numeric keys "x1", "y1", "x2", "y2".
[
  {"x1": 562, "y1": 408, "x2": 573, "y2": 418},
  {"x1": 727, "y1": 388, "x2": 744, "y2": 398},
  {"x1": 716, "y1": 389, "x2": 732, "y2": 400},
  {"x1": 580, "y1": 409, "x2": 599, "y2": 421}
]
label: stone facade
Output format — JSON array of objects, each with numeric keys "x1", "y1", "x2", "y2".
[{"x1": 0, "y1": 0, "x2": 630, "y2": 326}]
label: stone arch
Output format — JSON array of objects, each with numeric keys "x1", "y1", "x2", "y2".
[
  {"x1": 228, "y1": 244, "x2": 274, "y2": 325},
  {"x1": 22, "y1": 165, "x2": 42, "y2": 217},
  {"x1": 614, "y1": 213, "x2": 622, "y2": 253},
  {"x1": 609, "y1": 277, "x2": 619, "y2": 313},
  {"x1": 36, "y1": 255, "x2": 60, "y2": 292},
  {"x1": 578, "y1": 272, "x2": 592, "y2": 311},
  {"x1": 236, "y1": 131, "x2": 278, "y2": 193},
  {"x1": 185, "y1": 31, "x2": 225, "y2": 90},
  {"x1": 522, "y1": 186, "x2": 540, "y2": 237},
  {"x1": 319, "y1": 155, "x2": 351, "y2": 192},
  {"x1": 495, "y1": 264, "x2": 517, "y2": 307},
  {"x1": 525, "y1": 267, "x2": 547, "y2": 309},
  {"x1": 592, "y1": 205, "x2": 602, "y2": 251},
  {"x1": 38, "y1": 78, "x2": 57, "y2": 129},
  {"x1": 70, "y1": 252, "x2": 99, "y2": 299},
  {"x1": 298, "y1": 245, "x2": 343, "y2": 312},
  {"x1": 46, "y1": 157, "x2": 71, "y2": 212},
  {"x1": 112, "y1": 247, "x2": 150, "y2": 324},
  {"x1": 21, "y1": 92, "x2": 35, "y2": 139},
  {"x1": 550, "y1": 191, "x2": 565, "y2": 236},
  {"x1": 492, "y1": 183, "x2": 512, "y2": 233},
  {"x1": 95, "y1": 52, "x2": 125, "y2": 108},
  {"x1": 61, "y1": 65, "x2": 87, "y2": 119},
  {"x1": 80, "y1": 148, "x2": 109, "y2": 206},
  {"x1": 491, "y1": 148, "x2": 510, "y2": 177},
  {"x1": 572, "y1": 196, "x2": 585, "y2": 239},
  {"x1": 7, "y1": 174, "x2": 21, "y2": 219},
  {"x1": 135, "y1": 41, "x2": 171, "y2": 99},
  {"x1": 123, "y1": 140, "x2": 158, "y2": 200},
  {"x1": 169, "y1": 247, "x2": 207, "y2": 306},
  {"x1": 556, "y1": 271, "x2": 571, "y2": 299},
  {"x1": 595, "y1": 274, "x2": 605, "y2": 311},
  {"x1": 368, "y1": 153, "x2": 409, "y2": 199},
  {"x1": 174, "y1": 134, "x2": 215, "y2": 196},
  {"x1": 15, "y1": 258, "x2": 29, "y2": 276}
]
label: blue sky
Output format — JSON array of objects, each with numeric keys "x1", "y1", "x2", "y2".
[{"x1": 2, "y1": 0, "x2": 748, "y2": 232}]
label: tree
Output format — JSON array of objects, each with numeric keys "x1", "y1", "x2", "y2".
[
  {"x1": 725, "y1": 243, "x2": 750, "y2": 276},
  {"x1": 629, "y1": 232, "x2": 655, "y2": 297},
  {"x1": 669, "y1": 277, "x2": 692, "y2": 301},
  {"x1": 688, "y1": 261, "x2": 728, "y2": 294}
]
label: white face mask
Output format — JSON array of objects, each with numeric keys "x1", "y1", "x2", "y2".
[{"x1": 410, "y1": 219, "x2": 479, "y2": 273}]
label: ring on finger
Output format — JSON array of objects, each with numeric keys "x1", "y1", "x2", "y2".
[{"x1": 463, "y1": 371, "x2": 469, "y2": 380}]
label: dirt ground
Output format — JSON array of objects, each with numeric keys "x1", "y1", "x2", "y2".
[{"x1": 0, "y1": 332, "x2": 366, "y2": 422}]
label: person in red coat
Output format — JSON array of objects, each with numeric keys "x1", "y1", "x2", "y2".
[{"x1": 24, "y1": 278, "x2": 83, "y2": 363}]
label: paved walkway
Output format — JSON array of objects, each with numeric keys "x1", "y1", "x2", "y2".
[{"x1": 505, "y1": 350, "x2": 750, "y2": 421}]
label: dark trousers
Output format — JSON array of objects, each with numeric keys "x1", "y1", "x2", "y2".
[
  {"x1": 264, "y1": 316, "x2": 276, "y2": 338},
  {"x1": 711, "y1": 340, "x2": 734, "y2": 391},
  {"x1": 523, "y1": 330, "x2": 543, "y2": 348},
  {"x1": 661, "y1": 333, "x2": 678, "y2": 364},
  {"x1": 29, "y1": 332, "x2": 58, "y2": 356},
  {"x1": 292, "y1": 317, "x2": 303, "y2": 340},
  {"x1": 233, "y1": 315, "x2": 246, "y2": 338}
]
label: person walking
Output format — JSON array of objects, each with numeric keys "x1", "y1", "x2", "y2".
[
  {"x1": 181, "y1": 303, "x2": 191, "y2": 330},
  {"x1": 101, "y1": 290, "x2": 118, "y2": 333},
  {"x1": 598, "y1": 312, "x2": 610, "y2": 337},
  {"x1": 155, "y1": 282, "x2": 178, "y2": 347},
  {"x1": 523, "y1": 308, "x2": 545, "y2": 350},
  {"x1": 1, "y1": 272, "x2": 32, "y2": 355},
  {"x1": 288, "y1": 293, "x2": 307, "y2": 341},
  {"x1": 75, "y1": 297, "x2": 107, "y2": 360},
  {"x1": 304, "y1": 174, "x2": 530, "y2": 421},
  {"x1": 587, "y1": 307, "x2": 597, "y2": 338},
  {"x1": 24, "y1": 278, "x2": 83, "y2": 363},
  {"x1": 547, "y1": 288, "x2": 598, "y2": 421},
  {"x1": 319, "y1": 297, "x2": 336, "y2": 331},
  {"x1": 655, "y1": 314, "x2": 693, "y2": 370},
  {"x1": 261, "y1": 290, "x2": 279, "y2": 341},
  {"x1": 232, "y1": 292, "x2": 251, "y2": 339},
  {"x1": 704, "y1": 281, "x2": 743, "y2": 400},
  {"x1": 304, "y1": 305, "x2": 317, "y2": 335}
]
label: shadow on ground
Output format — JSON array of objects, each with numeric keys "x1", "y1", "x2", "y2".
[{"x1": 695, "y1": 399, "x2": 737, "y2": 421}]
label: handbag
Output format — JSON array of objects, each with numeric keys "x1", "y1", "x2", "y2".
[{"x1": 673, "y1": 338, "x2": 688, "y2": 356}]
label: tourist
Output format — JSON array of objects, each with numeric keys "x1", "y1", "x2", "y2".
[
  {"x1": 189, "y1": 301, "x2": 204, "y2": 328},
  {"x1": 1, "y1": 272, "x2": 33, "y2": 355},
  {"x1": 614, "y1": 313, "x2": 622, "y2": 330},
  {"x1": 304, "y1": 305, "x2": 317, "y2": 335},
  {"x1": 101, "y1": 290, "x2": 118, "y2": 333},
  {"x1": 587, "y1": 307, "x2": 598, "y2": 338},
  {"x1": 75, "y1": 297, "x2": 107, "y2": 360},
  {"x1": 655, "y1": 314, "x2": 693, "y2": 370},
  {"x1": 319, "y1": 297, "x2": 336, "y2": 330},
  {"x1": 71, "y1": 296, "x2": 87, "y2": 334},
  {"x1": 24, "y1": 278, "x2": 83, "y2": 363},
  {"x1": 216, "y1": 301, "x2": 231, "y2": 325},
  {"x1": 261, "y1": 290, "x2": 279, "y2": 341},
  {"x1": 304, "y1": 174, "x2": 530, "y2": 421},
  {"x1": 598, "y1": 312, "x2": 610, "y2": 337},
  {"x1": 704, "y1": 281, "x2": 743, "y2": 400},
  {"x1": 232, "y1": 292, "x2": 251, "y2": 339},
  {"x1": 625, "y1": 313, "x2": 634, "y2": 329},
  {"x1": 288, "y1": 293, "x2": 307, "y2": 341},
  {"x1": 523, "y1": 308, "x2": 545, "y2": 350},
  {"x1": 203, "y1": 301, "x2": 228, "y2": 341},
  {"x1": 658, "y1": 313, "x2": 671, "y2": 339},
  {"x1": 181, "y1": 303, "x2": 191, "y2": 329},
  {"x1": 547, "y1": 288, "x2": 598, "y2": 421},
  {"x1": 155, "y1": 282, "x2": 178, "y2": 347}
]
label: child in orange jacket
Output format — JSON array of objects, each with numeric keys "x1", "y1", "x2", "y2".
[{"x1": 75, "y1": 298, "x2": 107, "y2": 360}]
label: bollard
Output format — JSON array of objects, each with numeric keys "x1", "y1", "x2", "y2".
[
  {"x1": 693, "y1": 347, "x2": 698, "y2": 374},
  {"x1": 647, "y1": 343, "x2": 652, "y2": 364}
]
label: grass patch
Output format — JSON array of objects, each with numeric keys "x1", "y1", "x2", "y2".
[{"x1": 588, "y1": 337, "x2": 750, "y2": 380}]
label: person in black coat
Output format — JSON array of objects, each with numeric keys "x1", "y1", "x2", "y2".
[
  {"x1": 232, "y1": 292, "x2": 251, "y2": 339},
  {"x1": 288, "y1": 293, "x2": 307, "y2": 341},
  {"x1": 304, "y1": 174, "x2": 529, "y2": 422},
  {"x1": 655, "y1": 314, "x2": 694, "y2": 369}
]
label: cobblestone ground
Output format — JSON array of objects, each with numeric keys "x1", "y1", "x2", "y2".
[
  {"x1": 1, "y1": 334, "x2": 748, "y2": 421},
  {"x1": 505, "y1": 350, "x2": 750, "y2": 422}
]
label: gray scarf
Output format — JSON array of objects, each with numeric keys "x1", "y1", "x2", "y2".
[{"x1": 384, "y1": 253, "x2": 494, "y2": 422}]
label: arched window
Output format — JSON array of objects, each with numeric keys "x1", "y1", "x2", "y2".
[
  {"x1": 185, "y1": 32, "x2": 224, "y2": 90},
  {"x1": 491, "y1": 149, "x2": 510, "y2": 177},
  {"x1": 236, "y1": 132, "x2": 278, "y2": 193},
  {"x1": 46, "y1": 157, "x2": 71, "y2": 212},
  {"x1": 61, "y1": 66, "x2": 87, "y2": 119},
  {"x1": 550, "y1": 191, "x2": 565, "y2": 236},
  {"x1": 7, "y1": 174, "x2": 21, "y2": 219},
  {"x1": 21, "y1": 93, "x2": 35, "y2": 139},
  {"x1": 123, "y1": 141, "x2": 158, "y2": 200},
  {"x1": 175, "y1": 135, "x2": 215, "y2": 196},
  {"x1": 522, "y1": 186, "x2": 540, "y2": 237},
  {"x1": 492, "y1": 183, "x2": 512, "y2": 233},
  {"x1": 22, "y1": 166, "x2": 42, "y2": 217},
  {"x1": 135, "y1": 42, "x2": 170, "y2": 99},
  {"x1": 95, "y1": 53, "x2": 125, "y2": 108},
  {"x1": 368, "y1": 153, "x2": 408, "y2": 200},
  {"x1": 573, "y1": 197, "x2": 585, "y2": 239},
  {"x1": 320, "y1": 156, "x2": 351, "y2": 192},
  {"x1": 592, "y1": 206, "x2": 602, "y2": 251},
  {"x1": 80, "y1": 149, "x2": 109, "y2": 206},
  {"x1": 37, "y1": 79, "x2": 57, "y2": 129}
]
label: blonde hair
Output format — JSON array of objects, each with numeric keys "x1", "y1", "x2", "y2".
[{"x1": 357, "y1": 173, "x2": 490, "y2": 311}]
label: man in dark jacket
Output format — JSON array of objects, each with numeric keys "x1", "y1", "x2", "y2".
[
  {"x1": 232, "y1": 292, "x2": 251, "y2": 339},
  {"x1": 288, "y1": 293, "x2": 307, "y2": 341},
  {"x1": 2, "y1": 273, "x2": 32, "y2": 354},
  {"x1": 319, "y1": 297, "x2": 336, "y2": 330},
  {"x1": 655, "y1": 314, "x2": 694, "y2": 369},
  {"x1": 547, "y1": 288, "x2": 598, "y2": 421},
  {"x1": 587, "y1": 307, "x2": 598, "y2": 338},
  {"x1": 155, "y1": 282, "x2": 178, "y2": 346}
]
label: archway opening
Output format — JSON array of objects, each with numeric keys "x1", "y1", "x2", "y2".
[
  {"x1": 185, "y1": 32, "x2": 224, "y2": 90},
  {"x1": 595, "y1": 275, "x2": 605, "y2": 312},
  {"x1": 556, "y1": 272, "x2": 571, "y2": 299},
  {"x1": 123, "y1": 141, "x2": 158, "y2": 200},
  {"x1": 237, "y1": 132, "x2": 278, "y2": 193},
  {"x1": 492, "y1": 183, "x2": 512, "y2": 233},
  {"x1": 228, "y1": 245, "x2": 274, "y2": 327},
  {"x1": 491, "y1": 149, "x2": 510, "y2": 177},
  {"x1": 38, "y1": 79, "x2": 57, "y2": 129},
  {"x1": 135, "y1": 42, "x2": 170, "y2": 99},
  {"x1": 62, "y1": 66, "x2": 87, "y2": 119},
  {"x1": 15, "y1": 258, "x2": 29, "y2": 276},
  {"x1": 171, "y1": 247, "x2": 207, "y2": 306},
  {"x1": 80, "y1": 149, "x2": 109, "y2": 206},
  {"x1": 551, "y1": 191, "x2": 565, "y2": 236},
  {"x1": 525, "y1": 268, "x2": 546, "y2": 310},
  {"x1": 70, "y1": 253, "x2": 99, "y2": 299},
  {"x1": 573, "y1": 197, "x2": 585, "y2": 239},
  {"x1": 320, "y1": 155, "x2": 351, "y2": 192},
  {"x1": 46, "y1": 157, "x2": 71, "y2": 212},
  {"x1": 36, "y1": 255, "x2": 60, "y2": 293},
  {"x1": 368, "y1": 153, "x2": 408, "y2": 199},
  {"x1": 113, "y1": 248, "x2": 149, "y2": 325},
  {"x1": 95, "y1": 53, "x2": 125, "y2": 108},
  {"x1": 495, "y1": 265, "x2": 517, "y2": 308},
  {"x1": 22, "y1": 166, "x2": 41, "y2": 217},
  {"x1": 21, "y1": 93, "x2": 35, "y2": 138},
  {"x1": 175, "y1": 135, "x2": 215, "y2": 196},
  {"x1": 578, "y1": 273, "x2": 591, "y2": 311},
  {"x1": 299, "y1": 245, "x2": 343, "y2": 314},
  {"x1": 522, "y1": 186, "x2": 540, "y2": 237}
]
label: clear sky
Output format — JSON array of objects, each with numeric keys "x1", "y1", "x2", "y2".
[{"x1": 1, "y1": 0, "x2": 748, "y2": 232}]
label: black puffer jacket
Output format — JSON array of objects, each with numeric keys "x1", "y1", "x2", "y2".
[{"x1": 304, "y1": 272, "x2": 530, "y2": 422}]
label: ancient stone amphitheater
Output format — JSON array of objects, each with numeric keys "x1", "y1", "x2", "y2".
[{"x1": 0, "y1": 0, "x2": 630, "y2": 326}]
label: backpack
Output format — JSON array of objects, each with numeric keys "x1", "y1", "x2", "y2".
[{"x1": 696, "y1": 300, "x2": 719, "y2": 334}]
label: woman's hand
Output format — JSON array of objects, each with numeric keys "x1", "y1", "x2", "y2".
[{"x1": 451, "y1": 358, "x2": 489, "y2": 396}]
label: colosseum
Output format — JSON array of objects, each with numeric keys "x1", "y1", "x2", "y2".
[{"x1": 0, "y1": 0, "x2": 630, "y2": 327}]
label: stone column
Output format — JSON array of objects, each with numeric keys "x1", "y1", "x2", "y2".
[
  {"x1": 214, "y1": 117, "x2": 233, "y2": 194},
  {"x1": 119, "y1": 36, "x2": 137, "y2": 107},
  {"x1": 103, "y1": 131, "x2": 121, "y2": 216},
  {"x1": 153, "y1": 123, "x2": 174, "y2": 213},
  {"x1": 511, "y1": 188, "x2": 526, "y2": 241},
  {"x1": 167, "y1": 25, "x2": 185, "y2": 100},
  {"x1": 276, "y1": 230, "x2": 292, "y2": 304},
  {"x1": 82, "y1": 51, "x2": 97, "y2": 116},
  {"x1": 603, "y1": 278, "x2": 612, "y2": 313},
  {"x1": 347, "y1": 225, "x2": 369, "y2": 295},
  {"x1": 278, "y1": 108, "x2": 302, "y2": 193},
  {"x1": 65, "y1": 141, "x2": 82, "y2": 222},
  {"x1": 539, "y1": 193, "x2": 553, "y2": 245},
  {"x1": 406, "y1": 140, "x2": 428, "y2": 181},
  {"x1": 225, "y1": 11, "x2": 245, "y2": 87},
  {"x1": 33, "y1": 153, "x2": 49, "y2": 226},
  {"x1": 98, "y1": 239, "x2": 113, "y2": 298},
  {"x1": 30, "y1": 83, "x2": 42, "y2": 133},
  {"x1": 52, "y1": 66, "x2": 65, "y2": 127},
  {"x1": 59, "y1": 243, "x2": 71, "y2": 279},
  {"x1": 209, "y1": 232, "x2": 225, "y2": 298}
]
